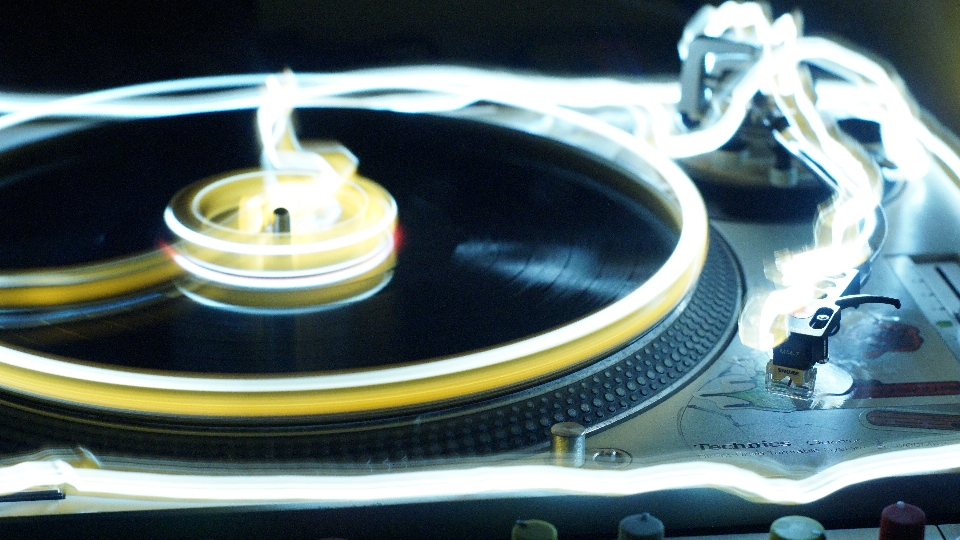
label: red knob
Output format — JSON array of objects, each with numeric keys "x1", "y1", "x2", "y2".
[{"x1": 879, "y1": 501, "x2": 926, "y2": 540}]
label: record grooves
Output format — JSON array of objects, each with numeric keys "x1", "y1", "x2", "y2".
[{"x1": 0, "y1": 229, "x2": 740, "y2": 466}]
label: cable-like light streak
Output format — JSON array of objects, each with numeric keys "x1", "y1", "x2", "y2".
[
  {"x1": 162, "y1": 180, "x2": 396, "y2": 257},
  {"x1": 1, "y1": 441, "x2": 959, "y2": 506},
  {"x1": 169, "y1": 236, "x2": 393, "y2": 289}
]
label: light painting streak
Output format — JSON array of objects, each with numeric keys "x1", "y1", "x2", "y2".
[
  {"x1": 670, "y1": 2, "x2": 933, "y2": 352},
  {"x1": 177, "y1": 270, "x2": 392, "y2": 315},
  {"x1": 162, "y1": 178, "x2": 397, "y2": 257},
  {"x1": 1, "y1": 441, "x2": 959, "y2": 505},
  {"x1": 168, "y1": 236, "x2": 394, "y2": 289}
]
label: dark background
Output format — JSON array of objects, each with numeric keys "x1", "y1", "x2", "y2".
[{"x1": 1, "y1": 1, "x2": 958, "y2": 132}]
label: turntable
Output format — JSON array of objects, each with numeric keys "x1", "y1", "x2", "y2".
[{"x1": 1, "y1": 2, "x2": 960, "y2": 539}]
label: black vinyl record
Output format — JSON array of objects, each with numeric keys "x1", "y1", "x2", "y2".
[{"x1": 0, "y1": 109, "x2": 678, "y2": 375}]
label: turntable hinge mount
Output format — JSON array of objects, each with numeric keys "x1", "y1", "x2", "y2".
[{"x1": 678, "y1": 36, "x2": 761, "y2": 127}]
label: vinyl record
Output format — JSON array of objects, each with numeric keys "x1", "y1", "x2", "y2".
[
  {"x1": 0, "y1": 107, "x2": 715, "y2": 420},
  {"x1": 0, "y1": 110, "x2": 676, "y2": 373}
]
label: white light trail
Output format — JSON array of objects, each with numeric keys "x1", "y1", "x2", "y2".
[
  {"x1": 169, "y1": 237, "x2": 394, "y2": 290},
  {"x1": 1, "y1": 441, "x2": 959, "y2": 505},
  {"x1": 162, "y1": 177, "x2": 396, "y2": 257},
  {"x1": 673, "y1": 2, "x2": 933, "y2": 352}
]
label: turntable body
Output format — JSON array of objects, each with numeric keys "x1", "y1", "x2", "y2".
[{"x1": 2, "y1": 3, "x2": 960, "y2": 539}]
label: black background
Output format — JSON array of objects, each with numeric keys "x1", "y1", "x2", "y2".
[{"x1": 1, "y1": 1, "x2": 958, "y2": 131}]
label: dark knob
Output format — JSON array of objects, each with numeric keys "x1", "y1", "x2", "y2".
[
  {"x1": 879, "y1": 501, "x2": 926, "y2": 540},
  {"x1": 769, "y1": 516, "x2": 826, "y2": 540},
  {"x1": 511, "y1": 519, "x2": 557, "y2": 540},
  {"x1": 618, "y1": 513, "x2": 665, "y2": 540}
]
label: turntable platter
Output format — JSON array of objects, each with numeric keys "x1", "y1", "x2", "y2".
[{"x1": 0, "y1": 104, "x2": 742, "y2": 462}]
